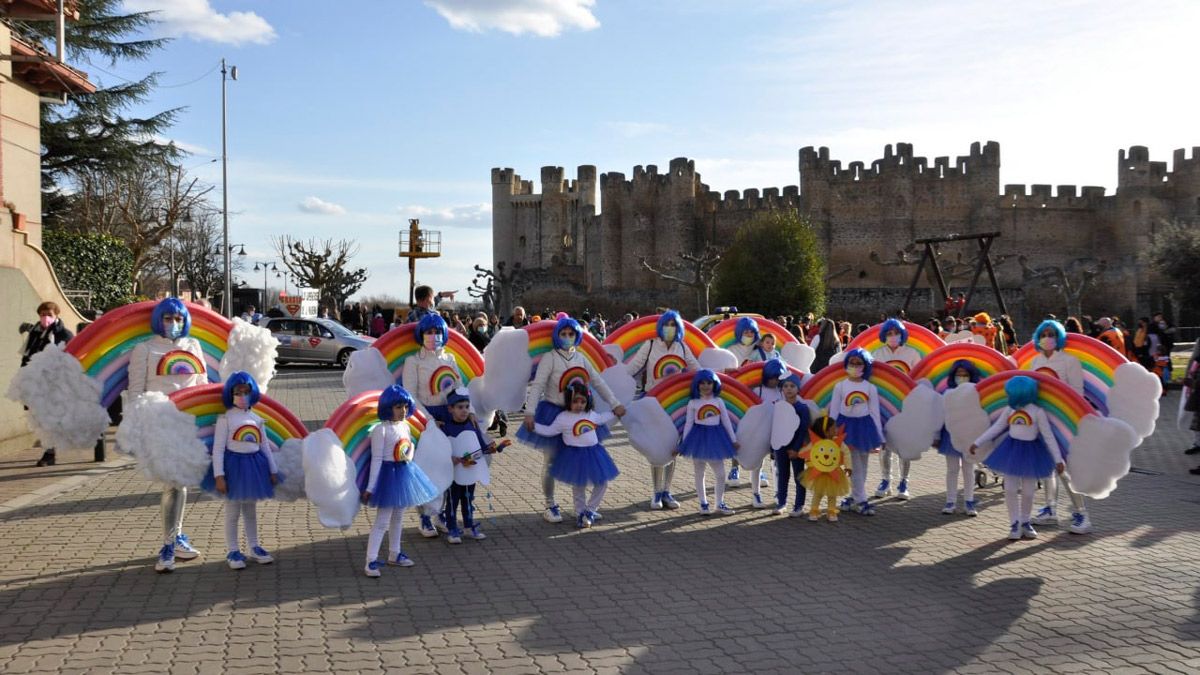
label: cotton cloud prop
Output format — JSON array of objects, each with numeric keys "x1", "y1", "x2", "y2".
[
  {"x1": 594, "y1": 365, "x2": 636, "y2": 413},
  {"x1": 272, "y1": 438, "x2": 306, "y2": 501},
  {"x1": 301, "y1": 428, "x2": 360, "y2": 529},
  {"x1": 886, "y1": 382, "x2": 945, "y2": 461},
  {"x1": 413, "y1": 421, "x2": 453, "y2": 493},
  {"x1": 5, "y1": 344, "x2": 109, "y2": 450},
  {"x1": 944, "y1": 383, "x2": 994, "y2": 461},
  {"x1": 1066, "y1": 414, "x2": 1140, "y2": 499},
  {"x1": 602, "y1": 343, "x2": 624, "y2": 365},
  {"x1": 735, "y1": 403, "x2": 773, "y2": 470},
  {"x1": 1106, "y1": 362, "x2": 1161, "y2": 439},
  {"x1": 623, "y1": 397, "x2": 679, "y2": 466},
  {"x1": 698, "y1": 347, "x2": 737, "y2": 372},
  {"x1": 781, "y1": 342, "x2": 816, "y2": 374},
  {"x1": 475, "y1": 328, "x2": 532, "y2": 412},
  {"x1": 116, "y1": 392, "x2": 210, "y2": 487},
  {"x1": 342, "y1": 347, "x2": 394, "y2": 399},
  {"x1": 219, "y1": 317, "x2": 279, "y2": 392}
]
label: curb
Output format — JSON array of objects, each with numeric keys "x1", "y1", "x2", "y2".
[{"x1": 0, "y1": 455, "x2": 135, "y2": 513}]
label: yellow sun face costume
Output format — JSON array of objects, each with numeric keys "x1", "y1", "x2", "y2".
[{"x1": 800, "y1": 428, "x2": 852, "y2": 520}]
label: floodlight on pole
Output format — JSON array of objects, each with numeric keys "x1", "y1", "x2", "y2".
[{"x1": 220, "y1": 58, "x2": 238, "y2": 317}]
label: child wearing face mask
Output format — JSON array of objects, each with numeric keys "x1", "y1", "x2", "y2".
[
  {"x1": 200, "y1": 372, "x2": 279, "y2": 570},
  {"x1": 20, "y1": 301, "x2": 74, "y2": 467},
  {"x1": 535, "y1": 383, "x2": 622, "y2": 529},
  {"x1": 938, "y1": 360, "x2": 981, "y2": 517},
  {"x1": 726, "y1": 317, "x2": 769, "y2": 487},
  {"x1": 870, "y1": 318, "x2": 920, "y2": 500},
  {"x1": 677, "y1": 369, "x2": 740, "y2": 516},
  {"x1": 829, "y1": 348, "x2": 883, "y2": 516}
]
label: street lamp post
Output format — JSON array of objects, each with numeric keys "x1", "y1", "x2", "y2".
[
  {"x1": 220, "y1": 58, "x2": 238, "y2": 317},
  {"x1": 277, "y1": 269, "x2": 293, "y2": 296},
  {"x1": 253, "y1": 260, "x2": 278, "y2": 310}
]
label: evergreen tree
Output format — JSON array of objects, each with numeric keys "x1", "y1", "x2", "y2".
[{"x1": 713, "y1": 210, "x2": 826, "y2": 317}]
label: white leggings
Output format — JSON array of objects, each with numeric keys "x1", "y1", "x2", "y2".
[
  {"x1": 572, "y1": 483, "x2": 608, "y2": 515},
  {"x1": 1042, "y1": 472, "x2": 1086, "y2": 513},
  {"x1": 224, "y1": 501, "x2": 259, "y2": 552},
  {"x1": 694, "y1": 460, "x2": 726, "y2": 506},
  {"x1": 849, "y1": 450, "x2": 870, "y2": 503},
  {"x1": 366, "y1": 507, "x2": 405, "y2": 562},
  {"x1": 879, "y1": 448, "x2": 911, "y2": 482},
  {"x1": 1003, "y1": 476, "x2": 1037, "y2": 524},
  {"x1": 945, "y1": 455, "x2": 975, "y2": 503}
]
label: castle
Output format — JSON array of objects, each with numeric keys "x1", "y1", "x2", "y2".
[{"x1": 491, "y1": 142, "x2": 1200, "y2": 325}]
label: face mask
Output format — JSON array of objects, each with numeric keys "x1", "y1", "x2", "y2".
[
  {"x1": 662, "y1": 326, "x2": 677, "y2": 343},
  {"x1": 233, "y1": 394, "x2": 249, "y2": 410},
  {"x1": 740, "y1": 334, "x2": 755, "y2": 346},
  {"x1": 886, "y1": 334, "x2": 901, "y2": 348},
  {"x1": 1039, "y1": 336, "x2": 1057, "y2": 352},
  {"x1": 955, "y1": 375, "x2": 971, "y2": 385},
  {"x1": 423, "y1": 333, "x2": 438, "y2": 350},
  {"x1": 39, "y1": 315, "x2": 55, "y2": 329},
  {"x1": 166, "y1": 324, "x2": 183, "y2": 340},
  {"x1": 847, "y1": 365, "x2": 864, "y2": 379}
]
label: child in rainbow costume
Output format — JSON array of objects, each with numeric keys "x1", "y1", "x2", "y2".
[
  {"x1": 970, "y1": 375, "x2": 1064, "y2": 541},
  {"x1": 726, "y1": 316, "x2": 769, "y2": 488},
  {"x1": 442, "y1": 387, "x2": 508, "y2": 543},
  {"x1": 770, "y1": 370, "x2": 811, "y2": 516},
  {"x1": 677, "y1": 369, "x2": 740, "y2": 516},
  {"x1": 871, "y1": 319, "x2": 920, "y2": 500},
  {"x1": 831, "y1": 348, "x2": 883, "y2": 517},
  {"x1": 535, "y1": 382, "x2": 622, "y2": 529},
  {"x1": 200, "y1": 371, "x2": 279, "y2": 569},
  {"x1": 939, "y1": 359, "x2": 982, "y2": 517}
]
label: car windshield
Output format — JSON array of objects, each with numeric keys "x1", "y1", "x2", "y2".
[{"x1": 319, "y1": 319, "x2": 356, "y2": 337}]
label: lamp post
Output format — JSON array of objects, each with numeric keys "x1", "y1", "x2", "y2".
[
  {"x1": 277, "y1": 269, "x2": 293, "y2": 296},
  {"x1": 214, "y1": 242, "x2": 246, "y2": 311},
  {"x1": 253, "y1": 260, "x2": 278, "y2": 306},
  {"x1": 220, "y1": 58, "x2": 238, "y2": 317}
]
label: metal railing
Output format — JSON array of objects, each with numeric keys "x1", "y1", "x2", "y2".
[{"x1": 63, "y1": 289, "x2": 93, "y2": 310}]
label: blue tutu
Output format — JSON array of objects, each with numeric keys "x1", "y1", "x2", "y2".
[
  {"x1": 200, "y1": 451, "x2": 278, "y2": 501},
  {"x1": 838, "y1": 414, "x2": 882, "y2": 453},
  {"x1": 678, "y1": 423, "x2": 737, "y2": 460},
  {"x1": 368, "y1": 460, "x2": 440, "y2": 508},
  {"x1": 936, "y1": 427, "x2": 961, "y2": 458},
  {"x1": 549, "y1": 443, "x2": 620, "y2": 486},
  {"x1": 984, "y1": 436, "x2": 1055, "y2": 479}
]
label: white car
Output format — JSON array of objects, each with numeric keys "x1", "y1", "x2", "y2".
[{"x1": 264, "y1": 317, "x2": 375, "y2": 368}]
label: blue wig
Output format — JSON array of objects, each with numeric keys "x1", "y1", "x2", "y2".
[
  {"x1": 689, "y1": 368, "x2": 723, "y2": 399},
  {"x1": 1004, "y1": 375, "x2": 1038, "y2": 408},
  {"x1": 781, "y1": 372, "x2": 804, "y2": 391},
  {"x1": 378, "y1": 384, "x2": 415, "y2": 421},
  {"x1": 842, "y1": 347, "x2": 874, "y2": 380},
  {"x1": 416, "y1": 314, "x2": 448, "y2": 349},
  {"x1": 222, "y1": 371, "x2": 261, "y2": 409},
  {"x1": 151, "y1": 297, "x2": 191, "y2": 338},
  {"x1": 946, "y1": 359, "x2": 981, "y2": 389},
  {"x1": 879, "y1": 318, "x2": 908, "y2": 345},
  {"x1": 552, "y1": 315, "x2": 584, "y2": 350},
  {"x1": 734, "y1": 316, "x2": 760, "y2": 344},
  {"x1": 657, "y1": 311, "x2": 685, "y2": 344},
  {"x1": 762, "y1": 358, "x2": 786, "y2": 385},
  {"x1": 1032, "y1": 319, "x2": 1066, "y2": 351}
]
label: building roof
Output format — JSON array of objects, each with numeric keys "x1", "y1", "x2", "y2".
[
  {"x1": 1, "y1": 1, "x2": 81, "y2": 20},
  {"x1": 8, "y1": 32, "x2": 94, "y2": 94}
]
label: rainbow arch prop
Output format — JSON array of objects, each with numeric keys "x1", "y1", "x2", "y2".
[
  {"x1": 732, "y1": 360, "x2": 808, "y2": 390},
  {"x1": 799, "y1": 363, "x2": 917, "y2": 422},
  {"x1": 706, "y1": 316, "x2": 799, "y2": 349},
  {"x1": 974, "y1": 370, "x2": 1095, "y2": 454},
  {"x1": 372, "y1": 324, "x2": 485, "y2": 383},
  {"x1": 66, "y1": 301, "x2": 232, "y2": 408},
  {"x1": 523, "y1": 320, "x2": 615, "y2": 376},
  {"x1": 645, "y1": 371, "x2": 761, "y2": 433},
  {"x1": 844, "y1": 320, "x2": 945, "y2": 358},
  {"x1": 1012, "y1": 334, "x2": 1127, "y2": 414},
  {"x1": 910, "y1": 342, "x2": 1018, "y2": 392},
  {"x1": 323, "y1": 391, "x2": 431, "y2": 492},
  {"x1": 603, "y1": 314, "x2": 715, "y2": 362},
  {"x1": 168, "y1": 383, "x2": 308, "y2": 451}
]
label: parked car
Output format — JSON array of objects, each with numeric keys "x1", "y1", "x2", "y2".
[{"x1": 264, "y1": 317, "x2": 375, "y2": 368}]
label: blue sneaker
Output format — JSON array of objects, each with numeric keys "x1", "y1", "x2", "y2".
[
  {"x1": 226, "y1": 550, "x2": 247, "y2": 570},
  {"x1": 759, "y1": 470, "x2": 770, "y2": 488},
  {"x1": 588, "y1": 510, "x2": 603, "y2": 522},
  {"x1": 1032, "y1": 505, "x2": 1057, "y2": 526},
  {"x1": 388, "y1": 552, "x2": 414, "y2": 567},
  {"x1": 727, "y1": 466, "x2": 741, "y2": 482},
  {"x1": 543, "y1": 504, "x2": 563, "y2": 523},
  {"x1": 874, "y1": 479, "x2": 891, "y2": 498},
  {"x1": 964, "y1": 500, "x2": 978, "y2": 517},
  {"x1": 576, "y1": 513, "x2": 593, "y2": 529},
  {"x1": 468, "y1": 524, "x2": 487, "y2": 540},
  {"x1": 364, "y1": 560, "x2": 382, "y2": 577},
  {"x1": 155, "y1": 543, "x2": 175, "y2": 573},
  {"x1": 249, "y1": 546, "x2": 273, "y2": 564},
  {"x1": 716, "y1": 502, "x2": 735, "y2": 515},
  {"x1": 941, "y1": 502, "x2": 957, "y2": 515},
  {"x1": 699, "y1": 501, "x2": 713, "y2": 516},
  {"x1": 662, "y1": 493, "x2": 680, "y2": 510},
  {"x1": 839, "y1": 497, "x2": 856, "y2": 511},
  {"x1": 1021, "y1": 522, "x2": 1038, "y2": 539},
  {"x1": 752, "y1": 493, "x2": 766, "y2": 509},
  {"x1": 1007, "y1": 521, "x2": 1021, "y2": 540},
  {"x1": 858, "y1": 501, "x2": 876, "y2": 516},
  {"x1": 173, "y1": 534, "x2": 200, "y2": 560},
  {"x1": 446, "y1": 528, "x2": 463, "y2": 545},
  {"x1": 1069, "y1": 511, "x2": 1092, "y2": 535},
  {"x1": 418, "y1": 515, "x2": 438, "y2": 538},
  {"x1": 896, "y1": 479, "x2": 911, "y2": 500},
  {"x1": 435, "y1": 512, "x2": 449, "y2": 534},
  {"x1": 650, "y1": 491, "x2": 664, "y2": 510}
]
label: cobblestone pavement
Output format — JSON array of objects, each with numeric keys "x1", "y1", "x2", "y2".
[{"x1": 1, "y1": 365, "x2": 1199, "y2": 674}]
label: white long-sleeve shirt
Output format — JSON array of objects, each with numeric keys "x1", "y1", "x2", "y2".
[
  {"x1": 366, "y1": 420, "x2": 414, "y2": 493},
  {"x1": 757, "y1": 386, "x2": 782, "y2": 405},
  {"x1": 828, "y1": 378, "x2": 884, "y2": 439},
  {"x1": 729, "y1": 343, "x2": 758, "y2": 367},
  {"x1": 127, "y1": 335, "x2": 207, "y2": 395},
  {"x1": 625, "y1": 338, "x2": 700, "y2": 391},
  {"x1": 525, "y1": 348, "x2": 619, "y2": 411},
  {"x1": 974, "y1": 404, "x2": 1064, "y2": 463},
  {"x1": 401, "y1": 347, "x2": 464, "y2": 407},
  {"x1": 211, "y1": 408, "x2": 278, "y2": 477},
  {"x1": 535, "y1": 410, "x2": 616, "y2": 447},
  {"x1": 871, "y1": 344, "x2": 921, "y2": 374},
  {"x1": 681, "y1": 397, "x2": 736, "y2": 443},
  {"x1": 1027, "y1": 351, "x2": 1085, "y2": 397}
]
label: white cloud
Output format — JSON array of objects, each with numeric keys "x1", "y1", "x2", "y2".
[
  {"x1": 124, "y1": 0, "x2": 276, "y2": 45},
  {"x1": 298, "y1": 196, "x2": 346, "y2": 215},
  {"x1": 152, "y1": 135, "x2": 214, "y2": 157},
  {"x1": 424, "y1": 0, "x2": 599, "y2": 37},
  {"x1": 397, "y1": 202, "x2": 492, "y2": 227}
]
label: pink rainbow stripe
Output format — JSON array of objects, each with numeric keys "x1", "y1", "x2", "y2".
[
  {"x1": 910, "y1": 342, "x2": 1018, "y2": 392},
  {"x1": 324, "y1": 390, "x2": 430, "y2": 492},
  {"x1": 732, "y1": 361, "x2": 807, "y2": 390},
  {"x1": 799, "y1": 363, "x2": 916, "y2": 422},
  {"x1": 523, "y1": 320, "x2": 615, "y2": 376},
  {"x1": 169, "y1": 383, "x2": 307, "y2": 450},
  {"x1": 706, "y1": 317, "x2": 799, "y2": 349},
  {"x1": 1013, "y1": 334, "x2": 1126, "y2": 413},
  {"x1": 845, "y1": 320, "x2": 945, "y2": 358},
  {"x1": 602, "y1": 314, "x2": 714, "y2": 362},
  {"x1": 646, "y1": 371, "x2": 761, "y2": 433},
  {"x1": 372, "y1": 324, "x2": 485, "y2": 382}
]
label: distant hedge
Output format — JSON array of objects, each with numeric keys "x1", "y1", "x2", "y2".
[{"x1": 43, "y1": 230, "x2": 134, "y2": 311}]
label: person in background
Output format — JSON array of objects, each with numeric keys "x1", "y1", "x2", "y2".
[
  {"x1": 468, "y1": 316, "x2": 491, "y2": 352},
  {"x1": 504, "y1": 305, "x2": 529, "y2": 328},
  {"x1": 20, "y1": 301, "x2": 74, "y2": 466}
]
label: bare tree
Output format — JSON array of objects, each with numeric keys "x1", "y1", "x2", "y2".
[
  {"x1": 640, "y1": 245, "x2": 722, "y2": 315},
  {"x1": 272, "y1": 236, "x2": 368, "y2": 313},
  {"x1": 1018, "y1": 255, "x2": 1107, "y2": 318},
  {"x1": 474, "y1": 262, "x2": 537, "y2": 317}
]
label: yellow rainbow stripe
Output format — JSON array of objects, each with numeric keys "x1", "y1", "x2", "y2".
[
  {"x1": 602, "y1": 314, "x2": 714, "y2": 362},
  {"x1": 232, "y1": 424, "x2": 262, "y2": 444},
  {"x1": 572, "y1": 419, "x2": 597, "y2": 437},
  {"x1": 653, "y1": 354, "x2": 688, "y2": 380},
  {"x1": 428, "y1": 365, "x2": 460, "y2": 396},
  {"x1": 706, "y1": 317, "x2": 799, "y2": 349},
  {"x1": 168, "y1": 384, "x2": 307, "y2": 454},
  {"x1": 845, "y1": 320, "x2": 945, "y2": 358},
  {"x1": 373, "y1": 324, "x2": 485, "y2": 383},
  {"x1": 975, "y1": 371, "x2": 1094, "y2": 452},
  {"x1": 1013, "y1": 334, "x2": 1126, "y2": 414},
  {"x1": 646, "y1": 372, "x2": 760, "y2": 433},
  {"x1": 156, "y1": 350, "x2": 205, "y2": 377},
  {"x1": 558, "y1": 366, "x2": 590, "y2": 393},
  {"x1": 909, "y1": 342, "x2": 1017, "y2": 392},
  {"x1": 799, "y1": 363, "x2": 916, "y2": 422},
  {"x1": 324, "y1": 391, "x2": 430, "y2": 492}
]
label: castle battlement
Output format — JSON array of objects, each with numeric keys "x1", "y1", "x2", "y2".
[
  {"x1": 800, "y1": 141, "x2": 1000, "y2": 183},
  {"x1": 491, "y1": 167, "x2": 534, "y2": 196},
  {"x1": 704, "y1": 185, "x2": 800, "y2": 212},
  {"x1": 1000, "y1": 183, "x2": 1107, "y2": 209},
  {"x1": 600, "y1": 157, "x2": 698, "y2": 193}
]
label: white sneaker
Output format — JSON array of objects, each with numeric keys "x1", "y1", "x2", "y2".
[
  {"x1": 895, "y1": 479, "x2": 912, "y2": 500},
  {"x1": 227, "y1": 551, "x2": 247, "y2": 570},
  {"x1": 173, "y1": 534, "x2": 201, "y2": 561},
  {"x1": 758, "y1": 471, "x2": 770, "y2": 488},
  {"x1": 446, "y1": 529, "x2": 463, "y2": 545},
  {"x1": 1068, "y1": 512, "x2": 1092, "y2": 535},
  {"x1": 650, "y1": 492, "x2": 664, "y2": 510},
  {"x1": 716, "y1": 502, "x2": 735, "y2": 516},
  {"x1": 662, "y1": 493, "x2": 681, "y2": 510},
  {"x1": 418, "y1": 515, "x2": 439, "y2": 538},
  {"x1": 807, "y1": 512, "x2": 820, "y2": 522},
  {"x1": 1031, "y1": 506, "x2": 1057, "y2": 526},
  {"x1": 699, "y1": 502, "x2": 713, "y2": 516},
  {"x1": 788, "y1": 507, "x2": 805, "y2": 518},
  {"x1": 751, "y1": 493, "x2": 767, "y2": 509},
  {"x1": 964, "y1": 500, "x2": 978, "y2": 517},
  {"x1": 364, "y1": 560, "x2": 382, "y2": 578},
  {"x1": 772, "y1": 504, "x2": 787, "y2": 515},
  {"x1": 874, "y1": 479, "x2": 891, "y2": 498},
  {"x1": 249, "y1": 546, "x2": 274, "y2": 565},
  {"x1": 1007, "y1": 521, "x2": 1021, "y2": 540},
  {"x1": 155, "y1": 544, "x2": 175, "y2": 574},
  {"x1": 543, "y1": 504, "x2": 563, "y2": 523},
  {"x1": 941, "y1": 502, "x2": 956, "y2": 515}
]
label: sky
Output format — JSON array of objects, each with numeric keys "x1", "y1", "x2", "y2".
[{"x1": 86, "y1": 0, "x2": 1200, "y2": 302}]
